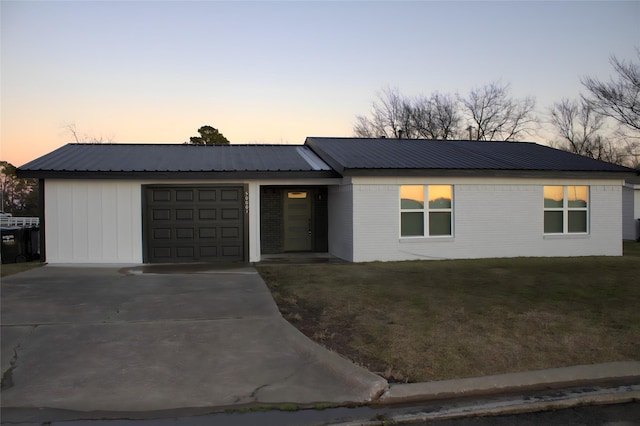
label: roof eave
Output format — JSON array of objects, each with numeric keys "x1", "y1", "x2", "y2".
[
  {"x1": 15, "y1": 170, "x2": 341, "y2": 180},
  {"x1": 340, "y1": 168, "x2": 636, "y2": 179}
]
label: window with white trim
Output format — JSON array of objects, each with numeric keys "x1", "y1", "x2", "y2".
[
  {"x1": 400, "y1": 185, "x2": 453, "y2": 237},
  {"x1": 543, "y1": 186, "x2": 589, "y2": 234}
]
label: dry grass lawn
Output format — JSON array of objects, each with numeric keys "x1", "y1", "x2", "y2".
[{"x1": 258, "y1": 242, "x2": 640, "y2": 383}]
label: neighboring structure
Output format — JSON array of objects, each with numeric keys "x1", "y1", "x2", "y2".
[
  {"x1": 0, "y1": 216, "x2": 40, "y2": 228},
  {"x1": 18, "y1": 137, "x2": 637, "y2": 264},
  {"x1": 622, "y1": 176, "x2": 640, "y2": 241}
]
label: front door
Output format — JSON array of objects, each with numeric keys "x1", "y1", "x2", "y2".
[{"x1": 283, "y1": 190, "x2": 312, "y2": 251}]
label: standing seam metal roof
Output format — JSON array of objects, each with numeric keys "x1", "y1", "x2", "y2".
[
  {"x1": 18, "y1": 143, "x2": 333, "y2": 173},
  {"x1": 304, "y1": 137, "x2": 634, "y2": 173},
  {"x1": 17, "y1": 139, "x2": 637, "y2": 178}
]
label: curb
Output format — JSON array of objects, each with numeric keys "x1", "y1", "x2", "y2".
[
  {"x1": 378, "y1": 361, "x2": 640, "y2": 404},
  {"x1": 336, "y1": 388, "x2": 640, "y2": 426}
]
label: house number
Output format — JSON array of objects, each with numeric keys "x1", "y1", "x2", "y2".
[{"x1": 244, "y1": 191, "x2": 249, "y2": 214}]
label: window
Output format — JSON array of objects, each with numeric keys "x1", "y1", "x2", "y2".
[
  {"x1": 400, "y1": 185, "x2": 453, "y2": 237},
  {"x1": 287, "y1": 191, "x2": 307, "y2": 199},
  {"x1": 543, "y1": 186, "x2": 588, "y2": 234}
]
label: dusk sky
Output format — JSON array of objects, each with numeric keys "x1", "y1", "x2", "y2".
[{"x1": 2, "y1": 1, "x2": 639, "y2": 167}]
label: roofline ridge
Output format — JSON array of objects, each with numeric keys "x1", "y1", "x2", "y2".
[
  {"x1": 306, "y1": 136, "x2": 540, "y2": 144},
  {"x1": 66, "y1": 142, "x2": 308, "y2": 147}
]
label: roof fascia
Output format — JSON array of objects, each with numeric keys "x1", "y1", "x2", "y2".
[
  {"x1": 340, "y1": 168, "x2": 637, "y2": 179},
  {"x1": 15, "y1": 170, "x2": 341, "y2": 180}
]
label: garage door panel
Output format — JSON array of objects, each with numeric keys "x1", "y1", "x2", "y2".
[
  {"x1": 153, "y1": 190, "x2": 171, "y2": 201},
  {"x1": 176, "y1": 247, "x2": 194, "y2": 258},
  {"x1": 198, "y1": 190, "x2": 217, "y2": 201},
  {"x1": 153, "y1": 247, "x2": 172, "y2": 258},
  {"x1": 199, "y1": 209, "x2": 216, "y2": 220},
  {"x1": 153, "y1": 228, "x2": 171, "y2": 239},
  {"x1": 153, "y1": 209, "x2": 171, "y2": 220},
  {"x1": 176, "y1": 228, "x2": 194, "y2": 239},
  {"x1": 176, "y1": 209, "x2": 194, "y2": 220},
  {"x1": 200, "y1": 246, "x2": 217, "y2": 257},
  {"x1": 222, "y1": 246, "x2": 241, "y2": 257},
  {"x1": 221, "y1": 189, "x2": 240, "y2": 201},
  {"x1": 176, "y1": 190, "x2": 194, "y2": 201},
  {"x1": 221, "y1": 227, "x2": 239, "y2": 238},
  {"x1": 221, "y1": 208, "x2": 240, "y2": 220},
  {"x1": 144, "y1": 186, "x2": 245, "y2": 263},
  {"x1": 199, "y1": 228, "x2": 216, "y2": 238}
]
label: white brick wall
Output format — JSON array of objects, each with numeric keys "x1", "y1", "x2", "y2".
[
  {"x1": 623, "y1": 184, "x2": 640, "y2": 240},
  {"x1": 328, "y1": 183, "x2": 354, "y2": 261},
  {"x1": 347, "y1": 177, "x2": 624, "y2": 262}
]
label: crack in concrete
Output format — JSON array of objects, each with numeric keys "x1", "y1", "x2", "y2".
[
  {"x1": 249, "y1": 383, "x2": 270, "y2": 399},
  {"x1": 231, "y1": 364, "x2": 307, "y2": 406},
  {"x1": 249, "y1": 360, "x2": 312, "y2": 403},
  {"x1": 1, "y1": 347, "x2": 19, "y2": 389},
  {"x1": 1, "y1": 325, "x2": 38, "y2": 390}
]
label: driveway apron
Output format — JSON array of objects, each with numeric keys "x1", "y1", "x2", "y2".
[{"x1": 1, "y1": 265, "x2": 387, "y2": 416}]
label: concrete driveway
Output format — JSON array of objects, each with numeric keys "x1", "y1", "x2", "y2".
[{"x1": 1, "y1": 264, "x2": 386, "y2": 422}]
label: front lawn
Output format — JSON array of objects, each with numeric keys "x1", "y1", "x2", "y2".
[{"x1": 258, "y1": 242, "x2": 640, "y2": 383}]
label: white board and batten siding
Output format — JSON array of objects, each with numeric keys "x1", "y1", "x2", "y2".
[
  {"x1": 44, "y1": 178, "x2": 340, "y2": 264},
  {"x1": 46, "y1": 179, "x2": 256, "y2": 264},
  {"x1": 339, "y1": 176, "x2": 624, "y2": 262},
  {"x1": 45, "y1": 180, "x2": 143, "y2": 263}
]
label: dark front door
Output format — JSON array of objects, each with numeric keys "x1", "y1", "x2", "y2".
[
  {"x1": 143, "y1": 185, "x2": 246, "y2": 263},
  {"x1": 283, "y1": 190, "x2": 312, "y2": 251}
]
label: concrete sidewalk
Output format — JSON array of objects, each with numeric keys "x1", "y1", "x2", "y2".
[
  {"x1": 1, "y1": 265, "x2": 387, "y2": 422},
  {"x1": 336, "y1": 362, "x2": 640, "y2": 425},
  {"x1": 380, "y1": 361, "x2": 640, "y2": 404}
]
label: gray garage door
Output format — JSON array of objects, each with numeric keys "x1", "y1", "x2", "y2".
[{"x1": 143, "y1": 185, "x2": 247, "y2": 263}]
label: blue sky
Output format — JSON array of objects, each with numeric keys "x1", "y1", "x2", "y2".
[{"x1": 2, "y1": 1, "x2": 639, "y2": 166}]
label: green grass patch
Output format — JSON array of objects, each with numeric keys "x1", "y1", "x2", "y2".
[
  {"x1": 1, "y1": 261, "x2": 42, "y2": 278},
  {"x1": 225, "y1": 404, "x2": 300, "y2": 413},
  {"x1": 258, "y1": 241, "x2": 640, "y2": 383}
]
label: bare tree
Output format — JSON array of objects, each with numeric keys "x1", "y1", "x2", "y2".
[
  {"x1": 613, "y1": 126, "x2": 640, "y2": 168},
  {"x1": 549, "y1": 97, "x2": 640, "y2": 166},
  {"x1": 63, "y1": 122, "x2": 113, "y2": 143},
  {"x1": 411, "y1": 92, "x2": 462, "y2": 140},
  {"x1": 354, "y1": 88, "x2": 461, "y2": 139},
  {"x1": 461, "y1": 81, "x2": 536, "y2": 141},
  {"x1": 582, "y1": 50, "x2": 640, "y2": 133},
  {"x1": 549, "y1": 98, "x2": 605, "y2": 158},
  {"x1": 354, "y1": 87, "x2": 414, "y2": 138}
]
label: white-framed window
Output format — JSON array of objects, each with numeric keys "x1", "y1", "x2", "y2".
[
  {"x1": 543, "y1": 186, "x2": 589, "y2": 234},
  {"x1": 400, "y1": 185, "x2": 453, "y2": 237}
]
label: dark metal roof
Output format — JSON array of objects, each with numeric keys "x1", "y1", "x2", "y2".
[
  {"x1": 305, "y1": 137, "x2": 636, "y2": 176},
  {"x1": 17, "y1": 143, "x2": 337, "y2": 179},
  {"x1": 17, "y1": 139, "x2": 637, "y2": 180}
]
